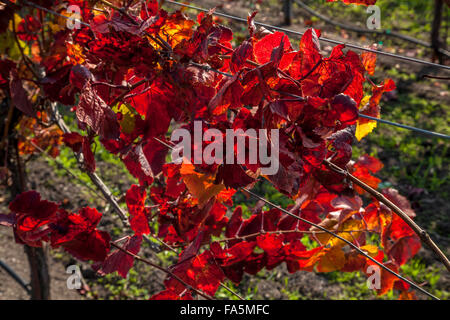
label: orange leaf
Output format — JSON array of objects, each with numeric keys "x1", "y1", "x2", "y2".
[
  {"x1": 316, "y1": 246, "x2": 346, "y2": 272},
  {"x1": 365, "y1": 261, "x2": 399, "y2": 296},
  {"x1": 352, "y1": 166, "x2": 381, "y2": 194},
  {"x1": 361, "y1": 51, "x2": 377, "y2": 75},
  {"x1": 327, "y1": 219, "x2": 364, "y2": 248},
  {"x1": 180, "y1": 163, "x2": 225, "y2": 207},
  {"x1": 399, "y1": 290, "x2": 417, "y2": 300},
  {"x1": 66, "y1": 42, "x2": 85, "y2": 65},
  {"x1": 158, "y1": 13, "x2": 195, "y2": 48}
]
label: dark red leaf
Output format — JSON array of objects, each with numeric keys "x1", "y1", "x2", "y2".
[
  {"x1": 94, "y1": 235, "x2": 142, "y2": 278},
  {"x1": 76, "y1": 82, "x2": 120, "y2": 140},
  {"x1": 9, "y1": 69, "x2": 34, "y2": 117},
  {"x1": 126, "y1": 185, "x2": 150, "y2": 235}
]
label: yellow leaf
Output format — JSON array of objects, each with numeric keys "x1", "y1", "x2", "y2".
[
  {"x1": 328, "y1": 219, "x2": 364, "y2": 248},
  {"x1": 48, "y1": 21, "x2": 64, "y2": 33},
  {"x1": 356, "y1": 95, "x2": 376, "y2": 141},
  {"x1": 1, "y1": 15, "x2": 32, "y2": 59},
  {"x1": 310, "y1": 217, "x2": 338, "y2": 245},
  {"x1": 358, "y1": 96, "x2": 370, "y2": 111},
  {"x1": 360, "y1": 244, "x2": 379, "y2": 257},
  {"x1": 113, "y1": 103, "x2": 136, "y2": 134},
  {"x1": 0, "y1": 33, "x2": 21, "y2": 58},
  {"x1": 158, "y1": 14, "x2": 195, "y2": 48},
  {"x1": 355, "y1": 119, "x2": 377, "y2": 141},
  {"x1": 11, "y1": 13, "x2": 21, "y2": 31}
]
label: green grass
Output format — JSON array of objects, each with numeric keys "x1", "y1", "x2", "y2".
[{"x1": 91, "y1": 268, "x2": 151, "y2": 300}]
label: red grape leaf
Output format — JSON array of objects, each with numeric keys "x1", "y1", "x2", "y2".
[
  {"x1": 387, "y1": 235, "x2": 421, "y2": 266},
  {"x1": 94, "y1": 235, "x2": 142, "y2": 278},
  {"x1": 382, "y1": 188, "x2": 416, "y2": 218},
  {"x1": 126, "y1": 185, "x2": 150, "y2": 235},
  {"x1": 150, "y1": 289, "x2": 193, "y2": 300},
  {"x1": 76, "y1": 82, "x2": 120, "y2": 140},
  {"x1": 62, "y1": 132, "x2": 83, "y2": 153},
  {"x1": 51, "y1": 207, "x2": 110, "y2": 262},
  {"x1": 361, "y1": 51, "x2": 377, "y2": 75},
  {"x1": 254, "y1": 32, "x2": 292, "y2": 65}
]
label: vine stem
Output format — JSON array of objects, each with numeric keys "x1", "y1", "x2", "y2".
[
  {"x1": 152, "y1": 235, "x2": 246, "y2": 300},
  {"x1": 0, "y1": 103, "x2": 15, "y2": 151},
  {"x1": 16, "y1": 0, "x2": 445, "y2": 298},
  {"x1": 152, "y1": 129, "x2": 450, "y2": 275},
  {"x1": 49, "y1": 103, "x2": 214, "y2": 299},
  {"x1": 26, "y1": 138, "x2": 108, "y2": 201},
  {"x1": 7, "y1": 19, "x2": 245, "y2": 298},
  {"x1": 110, "y1": 242, "x2": 214, "y2": 300},
  {"x1": 109, "y1": 78, "x2": 151, "y2": 107},
  {"x1": 151, "y1": 137, "x2": 438, "y2": 299},
  {"x1": 323, "y1": 159, "x2": 450, "y2": 272},
  {"x1": 241, "y1": 187, "x2": 439, "y2": 300},
  {"x1": 48, "y1": 103, "x2": 245, "y2": 300},
  {"x1": 207, "y1": 53, "x2": 450, "y2": 270},
  {"x1": 11, "y1": 17, "x2": 40, "y2": 80}
]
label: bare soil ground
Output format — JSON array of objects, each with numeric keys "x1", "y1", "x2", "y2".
[{"x1": 0, "y1": 228, "x2": 81, "y2": 300}]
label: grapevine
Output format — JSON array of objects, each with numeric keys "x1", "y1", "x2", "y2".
[{"x1": 0, "y1": 0, "x2": 448, "y2": 301}]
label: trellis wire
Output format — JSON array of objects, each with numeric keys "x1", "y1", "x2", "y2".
[
  {"x1": 22, "y1": 0, "x2": 450, "y2": 70},
  {"x1": 19, "y1": 0, "x2": 450, "y2": 139},
  {"x1": 190, "y1": 62, "x2": 450, "y2": 140},
  {"x1": 151, "y1": 138, "x2": 440, "y2": 300},
  {"x1": 291, "y1": 0, "x2": 450, "y2": 57},
  {"x1": 165, "y1": 0, "x2": 450, "y2": 71},
  {"x1": 0, "y1": 260, "x2": 31, "y2": 295},
  {"x1": 242, "y1": 187, "x2": 439, "y2": 300},
  {"x1": 358, "y1": 114, "x2": 450, "y2": 139}
]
